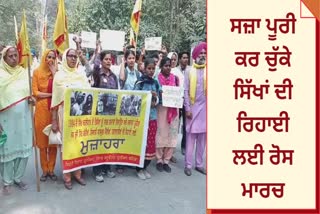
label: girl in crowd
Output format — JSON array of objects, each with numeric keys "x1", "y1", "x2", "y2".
[
  {"x1": 119, "y1": 50, "x2": 140, "y2": 90},
  {"x1": 134, "y1": 58, "x2": 160, "y2": 179},
  {"x1": 0, "y1": 46, "x2": 33, "y2": 195},
  {"x1": 155, "y1": 57, "x2": 180, "y2": 173},
  {"x1": 51, "y1": 48, "x2": 90, "y2": 190},
  {"x1": 117, "y1": 49, "x2": 141, "y2": 174},
  {"x1": 166, "y1": 51, "x2": 179, "y2": 163},
  {"x1": 32, "y1": 49, "x2": 58, "y2": 182}
]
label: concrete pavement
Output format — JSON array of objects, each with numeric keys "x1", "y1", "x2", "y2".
[{"x1": 0, "y1": 141, "x2": 206, "y2": 214}]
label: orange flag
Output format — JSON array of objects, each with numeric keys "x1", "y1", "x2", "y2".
[
  {"x1": 130, "y1": 0, "x2": 142, "y2": 35},
  {"x1": 17, "y1": 10, "x2": 31, "y2": 69},
  {"x1": 53, "y1": 0, "x2": 69, "y2": 54}
]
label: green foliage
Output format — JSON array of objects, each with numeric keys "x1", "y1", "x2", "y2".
[
  {"x1": 0, "y1": 0, "x2": 206, "y2": 53},
  {"x1": 68, "y1": 0, "x2": 206, "y2": 52},
  {"x1": 0, "y1": 0, "x2": 42, "y2": 51}
]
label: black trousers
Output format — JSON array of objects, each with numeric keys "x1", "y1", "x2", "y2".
[
  {"x1": 180, "y1": 106, "x2": 186, "y2": 150},
  {"x1": 93, "y1": 164, "x2": 111, "y2": 175},
  {"x1": 136, "y1": 160, "x2": 151, "y2": 172}
]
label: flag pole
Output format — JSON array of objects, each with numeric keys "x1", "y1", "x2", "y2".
[
  {"x1": 27, "y1": 56, "x2": 41, "y2": 192},
  {"x1": 135, "y1": 31, "x2": 138, "y2": 55},
  {"x1": 135, "y1": 21, "x2": 140, "y2": 55},
  {"x1": 40, "y1": 0, "x2": 48, "y2": 57}
]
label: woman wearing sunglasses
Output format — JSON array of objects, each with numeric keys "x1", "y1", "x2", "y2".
[
  {"x1": 32, "y1": 49, "x2": 58, "y2": 182},
  {"x1": 51, "y1": 48, "x2": 90, "y2": 190}
]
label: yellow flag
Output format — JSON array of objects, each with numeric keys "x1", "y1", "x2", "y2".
[
  {"x1": 129, "y1": 28, "x2": 136, "y2": 47},
  {"x1": 130, "y1": 0, "x2": 142, "y2": 35},
  {"x1": 17, "y1": 10, "x2": 31, "y2": 69},
  {"x1": 53, "y1": 0, "x2": 69, "y2": 54}
]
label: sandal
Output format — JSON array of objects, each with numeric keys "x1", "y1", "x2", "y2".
[
  {"x1": 40, "y1": 174, "x2": 48, "y2": 182},
  {"x1": 48, "y1": 173, "x2": 58, "y2": 181},
  {"x1": 116, "y1": 167, "x2": 124, "y2": 174},
  {"x1": 74, "y1": 177, "x2": 86, "y2": 186},
  {"x1": 64, "y1": 181, "x2": 72, "y2": 190},
  {"x1": 14, "y1": 181, "x2": 28, "y2": 190},
  {"x1": 2, "y1": 185, "x2": 11, "y2": 196}
]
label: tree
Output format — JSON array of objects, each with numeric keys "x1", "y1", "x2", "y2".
[
  {"x1": 0, "y1": 0, "x2": 42, "y2": 52},
  {"x1": 67, "y1": 0, "x2": 206, "y2": 52},
  {"x1": 0, "y1": 0, "x2": 206, "y2": 54}
]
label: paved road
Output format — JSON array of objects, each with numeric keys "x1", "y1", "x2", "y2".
[{"x1": 0, "y1": 140, "x2": 206, "y2": 214}]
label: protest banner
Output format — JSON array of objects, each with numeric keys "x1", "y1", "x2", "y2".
[
  {"x1": 81, "y1": 31, "x2": 96, "y2": 49},
  {"x1": 145, "y1": 37, "x2": 162, "y2": 50},
  {"x1": 161, "y1": 85, "x2": 184, "y2": 108},
  {"x1": 100, "y1": 29, "x2": 125, "y2": 51},
  {"x1": 62, "y1": 88, "x2": 151, "y2": 173}
]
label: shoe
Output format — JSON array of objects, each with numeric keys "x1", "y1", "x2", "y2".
[
  {"x1": 195, "y1": 167, "x2": 207, "y2": 175},
  {"x1": 170, "y1": 156, "x2": 177, "y2": 163},
  {"x1": 163, "y1": 164, "x2": 171, "y2": 173},
  {"x1": 48, "y1": 173, "x2": 58, "y2": 181},
  {"x1": 40, "y1": 174, "x2": 48, "y2": 182},
  {"x1": 116, "y1": 167, "x2": 124, "y2": 174},
  {"x1": 156, "y1": 163, "x2": 163, "y2": 172},
  {"x1": 64, "y1": 181, "x2": 72, "y2": 190},
  {"x1": 2, "y1": 185, "x2": 11, "y2": 196},
  {"x1": 181, "y1": 148, "x2": 186, "y2": 155},
  {"x1": 106, "y1": 170, "x2": 116, "y2": 178},
  {"x1": 184, "y1": 168, "x2": 192, "y2": 176},
  {"x1": 95, "y1": 174, "x2": 104, "y2": 182},
  {"x1": 75, "y1": 177, "x2": 86, "y2": 186},
  {"x1": 143, "y1": 170, "x2": 151, "y2": 179},
  {"x1": 14, "y1": 181, "x2": 27, "y2": 190},
  {"x1": 137, "y1": 170, "x2": 146, "y2": 180}
]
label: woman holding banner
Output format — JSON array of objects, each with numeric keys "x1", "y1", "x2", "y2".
[
  {"x1": 91, "y1": 50, "x2": 118, "y2": 182},
  {"x1": 0, "y1": 46, "x2": 33, "y2": 195},
  {"x1": 155, "y1": 57, "x2": 180, "y2": 173},
  {"x1": 32, "y1": 49, "x2": 58, "y2": 182},
  {"x1": 166, "y1": 51, "x2": 179, "y2": 164},
  {"x1": 51, "y1": 48, "x2": 90, "y2": 190}
]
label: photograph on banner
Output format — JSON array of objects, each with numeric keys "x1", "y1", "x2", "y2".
[
  {"x1": 161, "y1": 85, "x2": 184, "y2": 108},
  {"x1": 62, "y1": 87, "x2": 151, "y2": 173},
  {"x1": 81, "y1": 31, "x2": 97, "y2": 49},
  {"x1": 70, "y1": 91, "x2": 93, "y2": 116},
  {"x1": 145, "y1": 37, "x2": 162, "y2": 50},
  {"x1": 68, "y1": 33, "x2": 77, "y2": 49},
  {"x1": 96, "y1": 92, "x2": 118, "y2": 115},
  {"x1": 119, "y1": 94, "x2": 142, "y2": 117},
  {"x1": 100, "y1": 29, "x2": 125, "y2": 51}
]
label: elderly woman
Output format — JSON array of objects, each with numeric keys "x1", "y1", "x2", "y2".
[
  {"x1": 51, "y1": 48, "x2": 90, "y2": 190},
  {"x1": 0, "y1": 46, "x2": 33, "y2": 195},
  {"x1": 155, "y1": 57, "x2": 180, "y2": 173},
  {"x1": 167, "y1": 52, "x2": 178, "y2": 69},
  {"x1": 32, "y1": 49, "x2": 58, "y2": 182}
]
